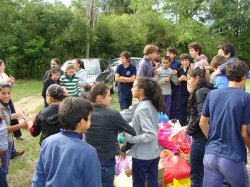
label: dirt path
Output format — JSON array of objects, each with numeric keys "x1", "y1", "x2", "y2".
[{"x1": 14, "y1": 96, "x2": 43, "y2": 115}]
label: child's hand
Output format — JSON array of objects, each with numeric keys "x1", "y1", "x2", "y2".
[
  {"x1": 117, "y1": 151, "x2": 126, "y2": 161},
  {"x1": 20, "y1": 121, "x2": 28, "y2": 129},
  {"x1": 22, "y1": 111, "x2": 32, "y2": 122},
  {"x1": 11, "y1": 113, "x2": 21, "y2": 120},
  {"x1": 172, "y1": 70, "x2": 178, "y2": 75},
  {"x1": 153, "y1": 69, "x2": 158, "y2": 75},
  {"x1": 78, "y1": 92, "x2": 82, "y2": 97},
  {"x1": 179, "y1": 75, "x2": 187, "y2": 81}
]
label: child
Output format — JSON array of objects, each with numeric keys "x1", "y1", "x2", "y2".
[
  {"x1": 0, "y1": 84, "x2": 27, "y2": 182},
  {"x1": 210, "y1": 55, "x2": 228, "y2": 89},
  {"x1": 31, "y1": 97, "x2": 101, "y2": 187},
  {"x1": 0, "y1": 118, "x2": 8, "y2": 187},
  {"x1": 115, "y1": 51, "x2": 136, "y2": 110},
  {"x1": 60, "y1": 64, "x2": 81, "y2": 97},
  {"x1": 42, "y1": 67, "x2": 61, "y2": 108},
  {"x1": 177, "y1": 53, "x2": 192, "y2": 126},
  {"x1": 123, "y1": 78, "x2": 166, "y2": 187},
  {"x1": 154, "y1": 56, "x2": 178, "y2": 118},
  {"x1": 25, "y1": 84, "x2": 66, "y2": 145}
]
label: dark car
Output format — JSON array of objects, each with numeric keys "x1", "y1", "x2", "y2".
[
  {"x1": 96, "y1": 57, "x2": 142, "y2": 93},
  {"x1": 61, "y1": 58, "x2": 108, "y2": 85}
]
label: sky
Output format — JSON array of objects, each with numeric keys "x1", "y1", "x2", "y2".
[{"x1": 46, "y1": 0, "x2": 71, "y2": 6}]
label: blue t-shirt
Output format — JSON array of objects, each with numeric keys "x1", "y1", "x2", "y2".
[
  {"x1": 116, "y1": 63, "x2": 136, "y2": 92},
  {"x1": 213, "y1": 74, "x2": 229, "y2": 89},
  {"x1": 201, "y1": 87, "x2": 250, "y2": 163}
]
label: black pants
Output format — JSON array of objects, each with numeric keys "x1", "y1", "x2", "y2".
[{"x1": 9, "y1": 99, "x2": 22, "y2": 137}]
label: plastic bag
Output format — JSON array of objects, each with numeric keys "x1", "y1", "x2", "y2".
[
  {"x1": 165, "y1": 178, "x2": 190, "y2": 187},
  {"x1": 158, "y1": 122, "x2": 180, "y2": 154},
  {"x1": 169, "y1": 127, "x2": 192, "y2": 154},
  {"x1": 160, "y1": 156, "x2": 190, "y2": 184},
  {"x1": 158, "y1": 112, "x2": 169, "y2": 123},
  {"x1": 115, "y1": 156, "x2": 130, "y2": 175}
]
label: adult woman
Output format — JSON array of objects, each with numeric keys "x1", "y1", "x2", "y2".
[
  {"x1": 72, "y1": 58, "x2": 88, "y2": 86},
  {"x1": 124, "y1": 77, "x2": 166, "y2": 187},
  {"x1": 43, "y1": 58, "x2": 63, "y2": 81},
  {"x1": 186, "y1": 67, "x2": 214, "y2": 187},
  {"x1": 85, "y1": 82, "x2": 136, "y2": 187}
]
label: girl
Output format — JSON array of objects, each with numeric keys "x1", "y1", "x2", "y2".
[
  {"x1": 85, "y1": 82, "x2": 136, "y2": 187},
  {"x1": 60, "y1": 64, "x2": 81, "y2": 97},
  {"x1": 186, "y1": 67, "x2": 214, "y2": 187},
  {"x1": 42, "y1": 67, "x2": 61, "y2": 108},
  {"x1": 0, "y1": 84, "x2": 27, "y2": 181},
  {"x1": 43, "y1": 58, "x2": 63, "y2": 81},
  {"x1": 115, "y1": 51, "x2": 136, "y2": 110},
  {"x1": 72, "y1": 58, "x2": 88, "y2": 86},
  {"x1": 25, "y1": 84, "x2": 66, "y2": 145},
  {"x1": 124, "y1": 77, "x2": 166, "y2": 187}
]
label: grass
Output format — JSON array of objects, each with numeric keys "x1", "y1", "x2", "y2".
[{"x1": 6, "y1": 79, "x2": 250, "y2": 187}]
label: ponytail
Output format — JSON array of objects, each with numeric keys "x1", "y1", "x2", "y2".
[{"x1": 136, "y1": 78, "x2": 166, "y2": 113}]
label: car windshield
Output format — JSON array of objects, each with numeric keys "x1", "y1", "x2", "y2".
[{"x1": 83, "y1": 59, "x2": 100, "y2": 75}]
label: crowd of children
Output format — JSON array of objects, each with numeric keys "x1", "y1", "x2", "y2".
[{"x1": 0, "y1": 42, "x2": 250, "y2": 187}]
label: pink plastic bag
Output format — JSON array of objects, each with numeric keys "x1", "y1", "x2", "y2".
[
  {"x1": 160, "y1": 156, "x2": 190, "y2": 184},
  {"x1": 115, "y1": 156, "x2": 129, "y2": 175},
  {"x1": 170, "y1": 127, "x2": 192, "y2": 154},
  {"x1": 158, "y1": 122, "x2": 180, "y2": 154}
]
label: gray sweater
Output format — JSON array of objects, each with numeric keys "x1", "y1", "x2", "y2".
[
  {"x1": 155, "y1": 67, "x2": 178, "y2": 95},
  {"x1": 124, "y1": 100, "x2": 161, "y2": 160}
]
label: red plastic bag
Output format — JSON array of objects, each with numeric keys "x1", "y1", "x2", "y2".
[
  {"x1": 170, "y1": 127, "x2": 192, "y2": 154},
  {"x1": 158, "y1": 122, "x2": 180, "y2": 154},
  {"x1": 160, "y1": 156, "x2": 190, "y2": 184}
]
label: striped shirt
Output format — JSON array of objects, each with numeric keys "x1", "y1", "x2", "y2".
[
  {"x1": 60, "y1": 75, "x2": 80, "y2": 96},
  {"x1": 0, "y1": 120, "x2": 8, "y2": 151}
]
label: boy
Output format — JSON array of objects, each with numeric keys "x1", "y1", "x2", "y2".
[
  {"x1": 154, "y1": 56, "x2": 178, "y2": 118},
  {"x1": 32, "y1": 97, "x2": 101, "y2": 187},
  {"x1": 177, "y1": 53, "x2": 192, "y2": 126},
  {"x1": 199, "y1": 60, "x2": 250, "y2": 187},
  {"x1": 188, "y1": 42, "x2": 209, "y2": 68},
  {"x1": 137, "y1": 45, "x2": 158, "y2": 78}
]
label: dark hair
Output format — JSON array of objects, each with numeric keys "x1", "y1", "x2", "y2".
[
  {"x1": 58, "y1": 97, "x2": 93, "y2": 130},
  {"x1": 217, "y1": 43, "x2": 236, "y2": 57},
  {"x1": 156, "y1": 46, "x2": 162, "y2": 53},
  {"x1": 49, "y1": 67, "x2": 61, "y2": 77},
  {"x1": 0, "y1": 83, "x2": 11, "y2": 91},
  {"x1": 74, "y1": 58, "x2": 85, "y2": 69},
  {"x1": 120, "y1": 51, "x2": 131, "y2": 63},
  {"x1": 136, "y1": 78, "x2": 166, "y2": 113},
  {"x1": 51, "y1": 58, "x2": 60, "y2": 65},
  {"x1": 166, "y1": 47, "x2": 177, "y2": 55},
  {"x1": 88, "y1": 82, "x2": 109, "y2": 103},
  {"x1": 226, "y1": 60, "x2": 249, "y2": 82},
  {"x1": 46, "y1": 84, "x2": 66, "y2": 101},
  {"x1": 188, "y1": 42, "x2": 202, "y2": 55},
  {"x1": 162, "y1": 56, "x2": 171, "y2": 63},
  {"x1": 180, "y1": 53, "x2": 191, "y2": 61},
  {"x1": 187, "y1": 67, "x2": 207, "y2": 109},
  {"x1": 210, "y1": 55, "x2": 227, "y2": 69},
  {"x1": 0, "y1": 59, "x2": 4, "y2": 66},
  {"x1": 144, "y1": 45, "x2": 158, "y2": 55}
]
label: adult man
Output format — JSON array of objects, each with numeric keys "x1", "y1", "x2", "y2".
[
  {"x1": 199, "y1": 60, "x2": 250, "y2": 187},
  {"x1": 32, "y1": 97, "x2": 101, "y2": 187},
  {"x1": 137, "y1": 45, "x2": 158, "y2": 78},
  {"x1": 188, "y1": 42, "x2": 209, "y2": 68}
]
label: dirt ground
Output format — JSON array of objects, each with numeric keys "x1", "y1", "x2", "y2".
[{"x1": 14, "y1": 96, "x2": 43, "y2": 115}]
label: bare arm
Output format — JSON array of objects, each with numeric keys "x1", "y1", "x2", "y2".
[
  {"x1": 7, "y1": 121, "x2": 27, "y2": 133},
  {"x1": 199, "y1": 116, "x2": 210, "y2": 138},
  {"x1": 241, "y1": 125, "x2": 250, "y2": 150}
]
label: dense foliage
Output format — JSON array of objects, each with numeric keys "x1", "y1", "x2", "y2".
[{"x1": 0, "y1": 0, "x2": 249, "y2": 78}]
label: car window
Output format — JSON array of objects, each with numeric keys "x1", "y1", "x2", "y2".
[{"x1": 84, "y1": 60, "x2": 100, "y2": 75}]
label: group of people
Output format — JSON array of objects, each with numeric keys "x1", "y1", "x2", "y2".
[{"x1": 0, "y1": 41, "x2": 249, "y2": 187}]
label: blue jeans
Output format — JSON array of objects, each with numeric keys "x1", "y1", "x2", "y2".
[
  {"x1": 132, "y1": 157, "x2": 160, "y2": 187},
  {"x1": 190, "y1": 137, "x2": 207, "y2": 187},
  {"x1": 100, "y1": 164, "x2": 115, "y2": 187},
  {"x1": 0, "y1": 167, "x2": 8, "y2": 187},
  {"x1": 203, "y1": 154, "x2": 249, "y2": 187}
]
